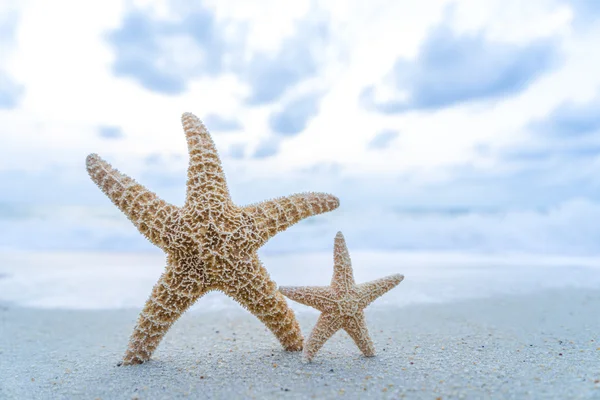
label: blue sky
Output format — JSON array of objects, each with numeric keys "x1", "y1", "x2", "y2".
[{"x1": 1, "y1": 0, "x2": 600, "y2": 255}]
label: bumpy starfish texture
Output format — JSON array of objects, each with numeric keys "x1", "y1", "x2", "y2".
[
  {"x1": 279, "y1": 232, "x2": 403, "y2": 361},
  {"x1": 86, "y1": 112, "x2": 340, "y2": 365}
]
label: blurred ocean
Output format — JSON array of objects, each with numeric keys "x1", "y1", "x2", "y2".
[
  {"x1": 2, "y1": 199, "x2": 600, "y2": 311},
  {"x1": 1, "y1": 249, "x2": 600, "y2": 311}
]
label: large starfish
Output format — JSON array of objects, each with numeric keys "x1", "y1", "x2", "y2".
[
  {"x1": 86, "y1": 112, "x2": 340, "y2": 365},
  {"x1": 279, "y1": 232, "x2": 403, "y2": 361}
]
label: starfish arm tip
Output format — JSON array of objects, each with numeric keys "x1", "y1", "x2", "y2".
[
  {"x1": 333, "y1": 231, "x2": 349, "y2": 254},
  {"x1": 327, "y1": 194, "x2": 340, "y2": 210},
  {"x1": 85, "y1": 153, "x2": 102, "y2": 171},
  {"x1": 180, "y1": 110, "x2": 230, "y2": 205},
  {"x1": 86, "y1": 152, "x2": 98, "y2": 162},
  {"x1": 303, "y1": 192, "x2": 340, "y2": 210},
  {"x1": 386, "y1": 274, "x2": 405, "y2": 289},
  {"x1": 181, "y1": 111, "x2": 196, "y2": 121},
  {"x1": 181, "y1": 111, "x2": 206, "y2": 134},
  {"x1": 85, "y1": 153, "x2": 113, "y2": 185}
]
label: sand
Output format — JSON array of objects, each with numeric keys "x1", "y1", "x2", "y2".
[{"x1": 1, "y1": 287, "x2": 599, "y2": 399}]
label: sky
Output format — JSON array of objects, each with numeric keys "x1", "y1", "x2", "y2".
[{"x1": 1, "y1": 0, "x2": 600, "y2": 255}]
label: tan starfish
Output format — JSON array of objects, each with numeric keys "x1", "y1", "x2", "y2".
[
  {"x1": 86, "y1": 112, "x2": 340, "y2": 365},
  {"x1": 279, "y1": 232, "x2": 403, "y2": 361}
]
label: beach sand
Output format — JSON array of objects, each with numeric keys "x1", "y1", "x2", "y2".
[{"x1": 1, "y1": 287, "x2": 599, "y2": 399}]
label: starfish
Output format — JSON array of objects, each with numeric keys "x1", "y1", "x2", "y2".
[
  {"x1": 279, "y1": 232, "x2": 403, "y2": 361},
  {"x1": 86, "y1": 112, "x2": 340, "y2": 365}
]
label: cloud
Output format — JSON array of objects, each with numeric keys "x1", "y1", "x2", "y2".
[
  {"x1": 98, "y1": 125, "x2": 124, "y2": 139},
  {"x1": 203, "y1": 113, "x2": 242, "y2": 132},
  {"x1": 566, "y1": 0, "x2": 600, "y2": 25},
  {"x1": 531, "y1": 96, "x2": 600, "y2": 137},
  {"x1": 367, "y1": 130, "x2": 399, "y2": 150},
  {"x1": 268, "y1": 91, "x2": 321, "y2": 136},
  {"x1": 503, "y1": 95, "x2": 600, "y2": 164},
  {"x1": 252, "y1": 139, "x2": 280, "y2": 159},
  {"x1": 0, "y1": 168, "x2": 101, "y2": 206},
  {"x1": 0, "y1": 204, "x2": 156, "y2": 252},
  {"x1": 106, "y1": 5, "x2": 328, "y2": 102},
  {"x1": 144, "y1": 153, "x2": 161, "y2": 165},
  {"x1": 106, "y1": 7, "x2": 226, "y2": 95},
  {"x1": 0, "y1": 12, "x2": 23, "y2": 109},
  {"x1": 362, "y1": 25, "x2": 558, "y2": 114},
  {"x1": 138, "y1": 153, "x2": 186, "y2": 192},
  {"x1": 0, "y1": 73, "x2": 23, "y2": 109},
  {"x1": 299, "y1": 162, "x2": 342, "y2": 176},
  {"x1": 242, "y1": 20, "x2": 328, "y2": 105},
  {"x1": 228, "y1": 143, "x2": 245, "y2": 159},
  {"x1": 506, "y1": 145, "x2": 600, "y2": 164}
]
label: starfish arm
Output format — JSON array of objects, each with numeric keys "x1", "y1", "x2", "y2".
[
  {"x1": 121, "y1": 260, "x2": 207, "y2": 365},
  {"x1": 244, "y1": 192, "x2": 340, "y2": 249},
  {"x1": 357, "y1": 274, "x2": 404, "y2": 309},
  {"x1": 343, "y1": 312, "x2": 376, "y2": 357},
  {"x1": 278, "y1": 286, "x2": 335, "y2": 312},
  {"x1": 331, "y1": 231, "x2": 356, "y2": 293},
  {"x1": 181, "y1": 112, "x2": 230, "y2": 207},
  {"x1": 86, "y1": 154, "x2": 179, "y2": 249},
  {"x1": 303, "y1": 313, "x2": 343, "y2": 361},
  {"x1": 221, "y1": 254, "x2": 304, "y2": 351}
]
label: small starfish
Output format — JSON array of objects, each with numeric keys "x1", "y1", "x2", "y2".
[
  {"x1": 279, "y1": 232, "x2": 403, "y2": 361},
  {"x1": 86, "y1": 112, "x2": 340, "y2": 365}
]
